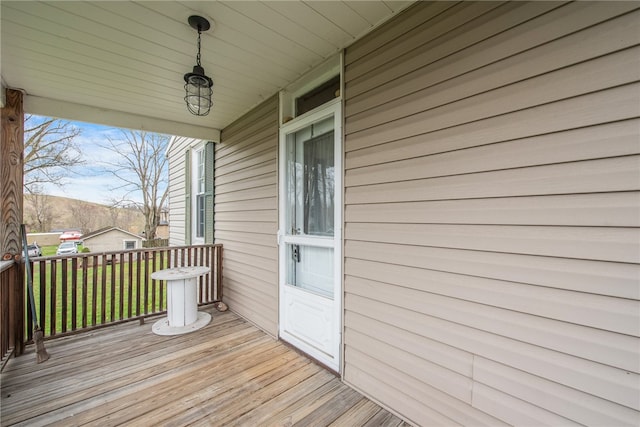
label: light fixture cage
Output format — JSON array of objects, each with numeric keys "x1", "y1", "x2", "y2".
[{"x1": 184, "y1": 15, "x2": 214, "y2": 116}]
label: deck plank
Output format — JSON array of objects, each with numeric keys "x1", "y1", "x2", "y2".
[
  {"x1": 328, "y1": 399, "x2": 382, "y2": 426},
  {"x1": 1, "y1": 308, "x2": 409, "y2": 426}
]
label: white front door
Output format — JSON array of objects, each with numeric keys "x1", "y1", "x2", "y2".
[{"x1": 279, "y1": 101, "x2": 342, "y2": 371}]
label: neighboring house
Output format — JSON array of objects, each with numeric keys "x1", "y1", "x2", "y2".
[
  {"x1": 81, "y1": 227, "x2": 144, "y2": 253},
  {"x1": 166, "y1": 2, "x2": 640, "y2": 427}
]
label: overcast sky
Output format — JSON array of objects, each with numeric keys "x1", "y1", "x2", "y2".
[{"x1": 38, "y1": 119, "x2": 168, "y2": 206}]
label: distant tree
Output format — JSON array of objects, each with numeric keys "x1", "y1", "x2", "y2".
[
  {"x1": 101, "y1": 130, "x2": 169, "y2": 239},
  {"x1": 23, "y1": 115, "x2": 83, "y2": 193},
  {"x1": 106, "y1": 199, "x2": 137, "y2": 232},
  {"x1": 107, "y1": 202, "x2": 121, "y2": 227},
  {"x1": 70, "y1": 201, "x2": 97, "y2": 234},
  {"x1": 27, "y1": 185, "x2": 53, "y2": 232}
]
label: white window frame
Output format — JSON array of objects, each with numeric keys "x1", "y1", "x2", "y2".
[
  {"x1": 191, "y1": 144, "x2": 206, "y2": 244},
  {"x1": 280, "y1": 55, "x2": 341, "y2": 124},
  {"x1": 123, "y1": 240, "x2": 137, "y2": 250}
]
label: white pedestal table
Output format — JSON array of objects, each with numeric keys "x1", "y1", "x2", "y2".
[{"x1": 150, "y1": 266, "x2": 211, "y2": 335}]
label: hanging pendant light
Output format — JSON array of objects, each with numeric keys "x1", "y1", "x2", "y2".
[{"x1": 184, "y1": 15, "x2": 214, "y2": 116}]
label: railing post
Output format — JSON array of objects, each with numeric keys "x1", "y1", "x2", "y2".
[
  {"x1": 2, "y1": 89, "x2": 25, "y2": 356},
  {"x1": 216, "y1": 245, "x2": 223, "y2": 301}
]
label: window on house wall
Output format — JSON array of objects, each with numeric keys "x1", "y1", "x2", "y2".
[
  {"x1": 281, "y1": 55, "x2": 341, "y2": 124},
  {"x1": 295, "y1": 75, "x2": 340, "y2": 117},
  {"x1": 185, "y1": 141, "x2": 214, "y2": 245},
  {"x1": 124, "y1": 240, "x2": 136, "y2": 250},
  {"x1": 195, "y1": 147, "x2": 205, "y2": 240}
]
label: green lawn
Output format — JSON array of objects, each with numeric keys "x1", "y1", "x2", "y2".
[
  {"x1": 40, "y1": 245, "x2": 58, "y2": 257},
  {"x1": 29, "y1": 257, "x2": 168, "y2": 337}
]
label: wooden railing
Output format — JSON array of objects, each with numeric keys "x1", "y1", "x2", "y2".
[
  {"x1": 1, "y1": 260, "x2": 24, "y2": 370},
  {"x1": 25, "y1": 244, "x2": 222, "y2": 341}
]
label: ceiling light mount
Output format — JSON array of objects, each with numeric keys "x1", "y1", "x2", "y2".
[
  {"x1": 188, "y1": 15, "x2": 211, "y2": 32},
  {"x1": 184, "y1": 15, "x2": 214, "y2": 116}
]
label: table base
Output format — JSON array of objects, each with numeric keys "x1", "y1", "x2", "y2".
[{"x1": 152, "y1": 311, "x2": 211, "y2": 336}]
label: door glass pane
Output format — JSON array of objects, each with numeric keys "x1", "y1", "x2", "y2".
[
  {"x1": 286, "y1": 116, "x2": 334, "y2": 237},
  {"x1": 196, "y1": 194, "x2": 205, "y2": 238},
  {"x1": 286, "y1": 244, "x2": 334, "y2": 299},
  {"x1": 304, "y1": 133, "x2": 334, "y2": 235}
]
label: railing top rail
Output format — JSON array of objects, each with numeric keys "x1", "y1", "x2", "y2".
[
  {"x1": 25, "y1": 244, "x2": 223, "y2": 262},
  {"x1": 0, "y1": 260, "x2": 15, "y2": 274}
]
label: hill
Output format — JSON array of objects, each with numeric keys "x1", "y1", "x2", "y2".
[{"x1": 24, "y1": 194, "x2": 145, "y2": 235}]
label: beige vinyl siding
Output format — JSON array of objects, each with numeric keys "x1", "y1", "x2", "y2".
[
  {"x1": 216, "y1": 96, "x2": 279, "y2": 336},
  {"x1": 343, "y1": 2, "x2": 640, "y2": 426},
  {"x1": 167, "y1": 136, "x2": 196, "y2": 246}
]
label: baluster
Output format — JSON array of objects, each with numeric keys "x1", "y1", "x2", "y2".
[
  {"x1": 50, "y1": 260, "x2": 57, "y2": 335},
  {"x1": 127, "y1": 252, "x2": 133, "y2": 318},
  {"x1": 119, "y1": 253, "x2": 125, "y2": 320},
  {"x1": 82, "y1": 256, "x2": 88, "y2": 329},
  {"x1": 61, "y1": 259, "x2": 67, "y2": 333},
  {"x1": 91, "y1": 255, "x2": 98, "y2": 327},
  {"x1": 100, "y1": 254, "x2": 107, "y2": 325},
  {"x1": 71, "y1": 257, "x2": 78, "y2": 331}
]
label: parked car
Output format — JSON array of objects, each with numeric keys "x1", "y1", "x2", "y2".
[
  {"x1": 56, "y1": 241, "x2": 78, "y2": 256},
  {"x1": 59, "y1": 231, "x2": 82, "y2": 241},
  {"x1": 24, "y1": 243, "x2": 42, "y2": 258}
]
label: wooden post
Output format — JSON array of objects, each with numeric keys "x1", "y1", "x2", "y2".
[
  {"x1": 1, "y1": 88, "x2": 24, "y2": 258},
  {"x1": 1, "y1": 88, "x2": 25, "y2": 355}
]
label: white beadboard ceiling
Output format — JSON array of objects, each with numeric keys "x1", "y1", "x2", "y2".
[{"x1": 0, "y1": 0, "x2": 412, "y2": 140}]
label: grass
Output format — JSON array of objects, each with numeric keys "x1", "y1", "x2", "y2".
[
  {"x1": 40, "y1": 245, "x2": 58, "y2": 257},
  {"x1": 28, "y1": 257, "x2": 168, "y2": 337}
]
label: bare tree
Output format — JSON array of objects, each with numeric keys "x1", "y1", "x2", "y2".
[
  {"x1": 101, "y1": 130, "x2": 169, "y2": 239},
  {"x1": 70, "y1": 201, "x2": 97, "y2": 234},
  {"x1": 27, "y1": 185, "x2": 54, "y2": 232},
  {"x1": 105, "y1": 202, "x2": 133, "y2": 231},
  {"x1": 23, "y1": 115, "x2": 83, "y2": 193},
  {"x1": 107, "y1": 202, "x2": 121, "y2": 227}
]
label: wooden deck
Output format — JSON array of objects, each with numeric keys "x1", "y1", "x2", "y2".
[{"x1": 1, "y1": 308, "x2": 408, "y2": 426}]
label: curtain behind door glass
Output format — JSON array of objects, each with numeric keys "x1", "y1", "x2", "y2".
[{"x1": 304, "y1": 131, "x2": 334, "y2": 236}]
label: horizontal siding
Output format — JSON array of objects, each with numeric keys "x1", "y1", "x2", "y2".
[
  {"x1": 346, "y1": 259, "x2": 638, "y2": 337},
  {"x1": 345, "y1": 82, "x2": 640, "y2": 151},
  {"x1": 346, "y1": 2, "x2": 636, "y2": 100},
  {"x1": 343, "y1": 2, "x2": 640, "y2": 426},
  {"x1": 216, "y1": 95, "x2": 279, "y2": 336},
  {"x1": 345, "y1": 192, "x2": 640, "y2": 227},
  {"x1": 346, "y1": 276, "x2": 638, "y2": 373},
  {"x1": 346, "y1": 119, "x2": 640, "y2": 185},
  {"x1": 345, "y1": 156, "x2": 639, "y2": 203},
  {"x1": 345, "y1": 240, "x2": 639, "y2": 300},
  {"x1": 345, "y1": 223, "x2": 639, "y2": 263},
  {"x1": 347, "y1": 3, "x2": 638, "y2": 115},
  {"x1": 473, "y1": 357, "x2": 640, "y2": 426}
]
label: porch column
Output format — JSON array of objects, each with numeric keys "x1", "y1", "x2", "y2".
[{"x1": 1, "y1": 88, "x2": 25, "y2": 355}]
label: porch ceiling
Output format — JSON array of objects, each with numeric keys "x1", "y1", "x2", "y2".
[{"x1": 0, "y1": 0, "x2": 411, "y2": 140}]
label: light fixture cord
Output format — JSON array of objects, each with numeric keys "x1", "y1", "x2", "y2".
[{"x1": 196, "y1": 28, "x2": 202, "y2": 67}]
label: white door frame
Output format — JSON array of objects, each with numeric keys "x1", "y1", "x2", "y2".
[{"x1": 278, "y1": 99, "x2": 342, "y2": 372}]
